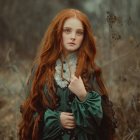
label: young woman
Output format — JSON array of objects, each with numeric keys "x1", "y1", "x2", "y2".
[{"x1": 19, "y1": 9, "x2": 117, "y2": 140}]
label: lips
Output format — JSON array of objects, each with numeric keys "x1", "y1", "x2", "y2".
[{"x1": 68, "y1": 42, "x2": 76, "y2": 45}]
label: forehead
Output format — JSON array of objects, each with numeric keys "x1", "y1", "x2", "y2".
[{"x1": 63, "y1": 17, "x2": 83, "y2": 29}]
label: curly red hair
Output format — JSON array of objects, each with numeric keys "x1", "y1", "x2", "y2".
[{"x1": 19, "y1": 9, "x2": 115, "y2": 140}]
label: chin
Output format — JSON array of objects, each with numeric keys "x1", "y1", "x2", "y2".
[{"x1": 68, "y1": 49, "x2": 76, "y2": 52}]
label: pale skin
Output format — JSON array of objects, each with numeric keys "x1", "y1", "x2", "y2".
[{"x1": 60, "y1": 17, "x2": 88, "y2": 129}]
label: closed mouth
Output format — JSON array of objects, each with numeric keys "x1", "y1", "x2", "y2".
[{"x1": 68, "y1": 42, "x2": 76, "y2": 45}]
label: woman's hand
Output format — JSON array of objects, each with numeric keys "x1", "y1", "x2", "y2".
[
  {"x1": 60, "y1": 112, "x2": 76, "y2": 129},
  {"x1": 68, "y1": 75, "x2": 87, "y2": 101}
]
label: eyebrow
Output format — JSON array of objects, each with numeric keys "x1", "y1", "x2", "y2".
[{"x1": 63, "y1": 26, "x2": 84, "y2": 30}]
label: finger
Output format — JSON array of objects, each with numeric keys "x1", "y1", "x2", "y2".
[
  {"x1": 78, "y1": 76, "x2": 82, "y2": 80},
  {"x1": 65, "y1": 125, "x2": 76, "y2": 129},
  {"x1": 71, "y1": 74, "x2": 77, "y2": 81},
  {"x1": 62, "y1": 112, "x2": 73, "y2": 116},
  {"x1": 67, "y1": 116, "x2": 75, "y2": 121},
  {"x1": 65, "y1": 126, "x2": 75, "y2": 129},
  {"x1": 67, "y1": 119, "x2": 76, "y2": 123},
  {"x1": 66, "y1": 123, "x2": 76, "y2": 127}
]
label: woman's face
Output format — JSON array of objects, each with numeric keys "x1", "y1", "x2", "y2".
[{"x1": 62, "y1": 17, "x2": 84, "y2": 56}]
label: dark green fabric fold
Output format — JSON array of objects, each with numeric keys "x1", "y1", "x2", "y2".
[
  {"x1": 42, "y1": 109, "x2": 62, "y2": 139},
  {"x1": 71, "y1": 91, "x2": 103, "y2": 128}
]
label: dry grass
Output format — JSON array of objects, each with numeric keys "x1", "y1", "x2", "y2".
[{"x1": 0, "y1": 40, "x2": 140, "y2": 140}]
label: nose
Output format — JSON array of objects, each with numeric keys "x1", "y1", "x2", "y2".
[{"x1": 70, "y1": 32, "x2": 76, "y2": 40}]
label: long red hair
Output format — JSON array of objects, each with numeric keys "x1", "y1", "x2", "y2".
[{"x1": 19, "y1": 9, "x2": 115, "y2": 140}]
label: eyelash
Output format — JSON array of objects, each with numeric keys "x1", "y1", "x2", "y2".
[{"x1": 63, "y1": 29, "x2": 84, "y2": 35}]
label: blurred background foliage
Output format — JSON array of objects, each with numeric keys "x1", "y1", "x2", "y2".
[{"x1": 0, "y1": 0, "x2": 140, "y2": 139}]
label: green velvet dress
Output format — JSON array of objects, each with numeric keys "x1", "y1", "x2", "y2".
[
  {"x1": 41, "y1": 84, "x2": 103, "y2": 140},
  {"x1": 27, "y1": 54, "x2": 104, "y2": 140}
]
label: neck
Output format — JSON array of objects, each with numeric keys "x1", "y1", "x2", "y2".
[{"x1": 62, "y1": 51, "x2": 77, "y2": 61}]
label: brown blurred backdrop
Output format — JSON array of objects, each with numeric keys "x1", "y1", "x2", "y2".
[{"x1": 0, "y1": 0, "x2": 140, "y2": 139}]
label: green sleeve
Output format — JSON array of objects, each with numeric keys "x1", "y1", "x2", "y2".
[
  {"x1": 71, "y1": 91, "x2": 103, "y2": 134},
  {"x1": 42, "y1": 109, "x2": 64, "y2": 140}
]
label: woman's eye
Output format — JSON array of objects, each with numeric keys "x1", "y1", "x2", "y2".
[
  {"x1": 63, "y1": 28, "x2": 71, "y2": 33},
  {"x1": 77, "y1": 31, "x2": 84, "y2": 36}
]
